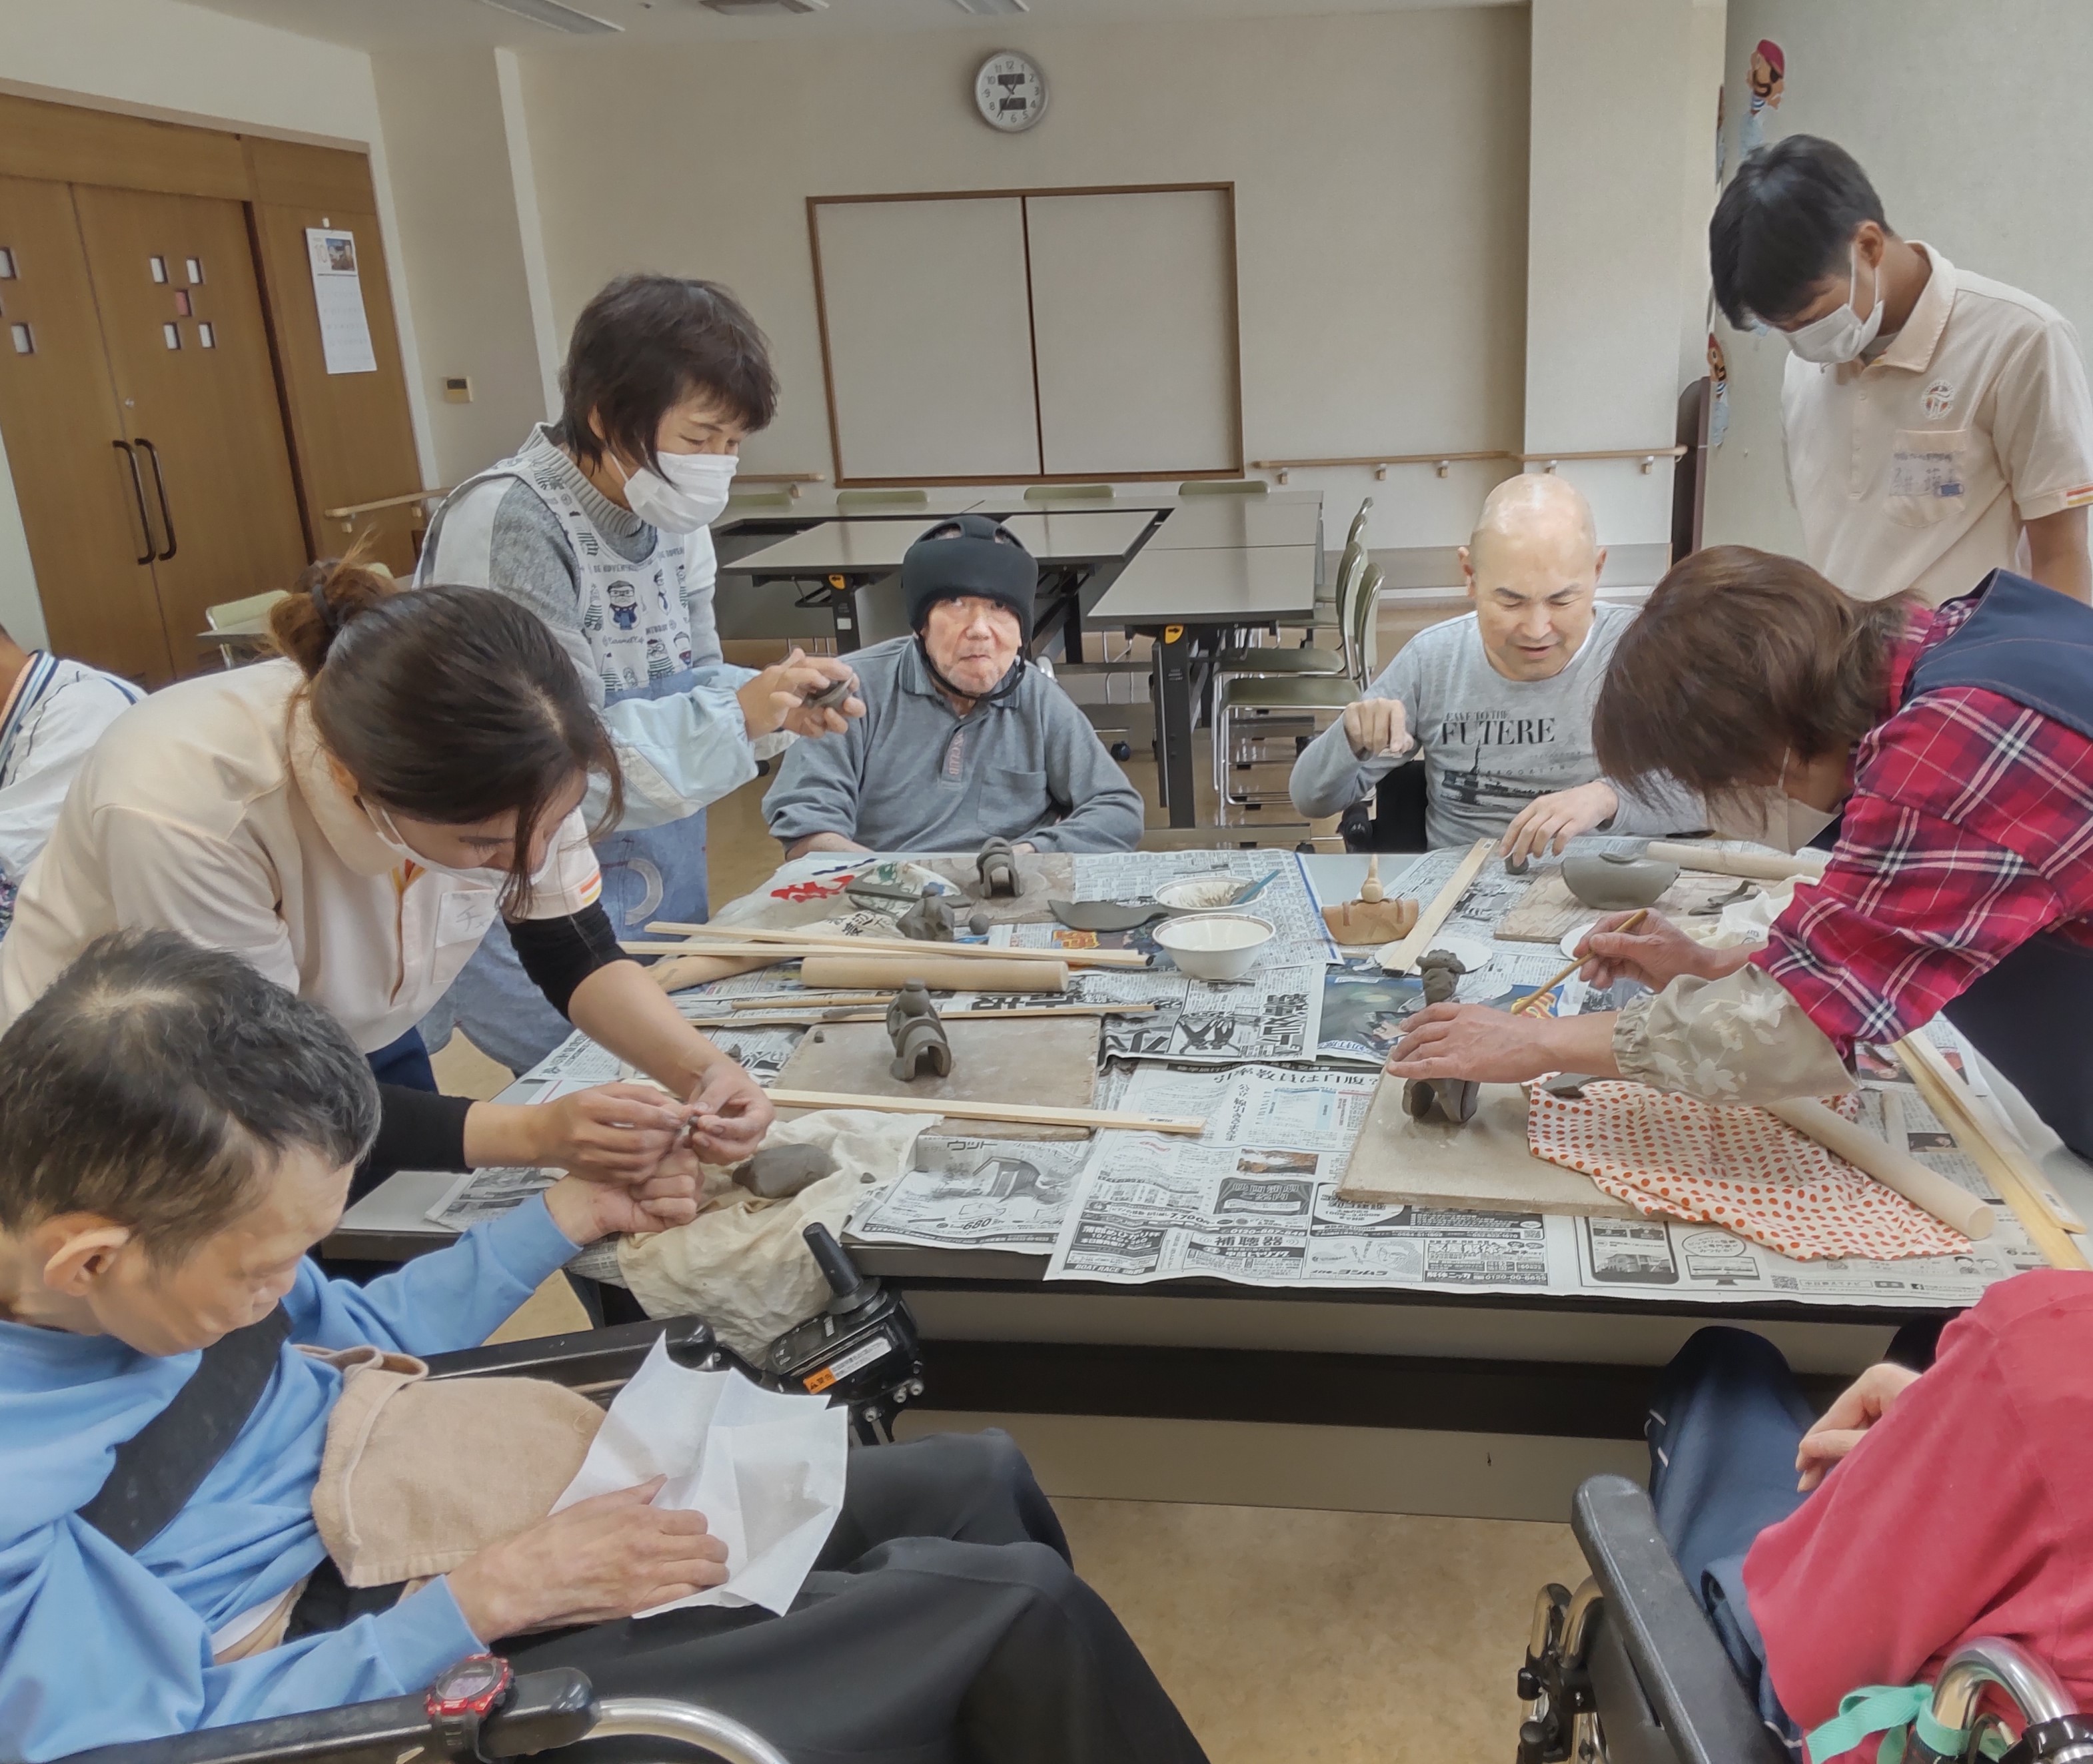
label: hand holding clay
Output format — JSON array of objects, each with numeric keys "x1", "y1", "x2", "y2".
[
  {"x1": 1500, "y1": 781, "x2": 1621, "y2": 864},
  {"x1": 1385, "y1": 1001, "x2": 1560, "y2": 1085},
  {"x1": 738, "y1": 649, "x2": 865, "y2": 741},
  {"x1": 685, "y1": 1061, "x2": 774, "y2": 1164},
  {"x1": 1575, "y1": 911, "x2": 1743, "y2": 991},
  {"x1": 1341, "y1": 697, "x2": 1411, "y2": 763}
]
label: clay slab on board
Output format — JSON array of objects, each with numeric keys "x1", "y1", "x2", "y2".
[
  {"x1": 1337, "y1": 1079, "x2": 1639, "y2": 1217},
  {"x1": 924, "y1": 853, "x2": 1075, "y2": 925},
  {"x1": 771, "y1": 1013, "x2": 1100, "y2": 1139},
  {"x1": 1495, "y1": 869, "x2": 1756, "y2": 945}
]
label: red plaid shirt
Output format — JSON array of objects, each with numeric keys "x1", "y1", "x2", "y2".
[{"x1": 1752, "y1": 596, "x2": 2093, "y2": 1053}]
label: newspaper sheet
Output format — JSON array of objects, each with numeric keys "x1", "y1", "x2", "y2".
[
  {"x1": 1115, "y1": 1062, "x2": 1380, "y2": 1153},
  {"x1": 848, "y1": 1136, "x2": 1091, "y2": 1252},
  {"x1": 1071, "y1": 847, "x2": 1339, "y2": 967}
]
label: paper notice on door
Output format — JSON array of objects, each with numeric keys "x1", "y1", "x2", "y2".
[{"x1": 305, "y1": 227, "x2": 376, "y2": 374}]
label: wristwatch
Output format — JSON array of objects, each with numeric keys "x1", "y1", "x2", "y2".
[{"x1": 426, "y1": 1653, "x2": 514, "y2": 1761}]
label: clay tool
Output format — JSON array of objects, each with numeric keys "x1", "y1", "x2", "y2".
[
  {"x1": 642, "y1": 921, "x2": 1149, "y2": 969},
  {"x1": 1509, "y1": 909, "x2": 1649, "y2": 1015},
  {"x1": 1643, "y1": 841, "x2": 1830, "y2": 884},
  {"x1": 1359, "y1": 855, "x2": 1384, "y2": 903},
  {"x1": 1764, "y1": 1097, "x2": 1992, "y2": 1240},
  {"x1": 764, "y1": 1089, "x2": 1203, "y2": 1134}
]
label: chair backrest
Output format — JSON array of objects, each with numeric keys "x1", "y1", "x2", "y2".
[
  {"x1": 1025, "y1": 482, "x2": 1113, "y2": 502},
  {"x1": 726, "y1": 490, "x2": 794, "y2": 513},
  {"x1": 836, "y1": 488, "x2": 930, "y2": 510},
  {"x1": 205, "y1": 588, "x2": 289, "y2": 631},
  {"x1": 1327, "y1": 541, "x2": 1369, "y2": 671},
  {"x1": 1345, "y1": 495, "x2": 1373, "y2": 553},
  {"x1": 1349, "y1": 561, "x2": 1386, "y2": 685},
  {"x1": 1177, "y1": 478, "x2": 1268, "y2": 496}
]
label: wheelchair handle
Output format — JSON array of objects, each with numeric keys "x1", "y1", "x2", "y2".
[
  {"x1": 590, "y1": 1696, "x2": 792, "y2": 1764},
  {"x1": 1924, "y1": 1639, "x2": 2093, "y2": 1764}
]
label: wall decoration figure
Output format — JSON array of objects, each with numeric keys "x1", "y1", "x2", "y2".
[
  {"x1": 1741, "y1": 39, "x2": 1784, "y2": 153},
  {"x1": 1707, "y1": 331, "x2": 1730, "y2": 448}
]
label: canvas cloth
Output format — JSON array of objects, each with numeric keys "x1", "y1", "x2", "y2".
[{"x1": 1527, "y1": 1080, "x2": 1972, "y2": 1260}]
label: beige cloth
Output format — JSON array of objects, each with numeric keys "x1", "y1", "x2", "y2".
[
  {"x1": 1613, "y1": 963, "x2": 1853, "y2": 1105},
  {"x1": 310, "y1": 1346, "x2": 605, "y2": 1587},
  {"x1": 0, "y1": 658, "x2": 603, "y2": 1048},
  {"x1": 618, "y1": 1110, "x2": 923, "y2": 1358},
  {"x1": 1782, "y1": 244, "x2": 2093, "y2": 606}
]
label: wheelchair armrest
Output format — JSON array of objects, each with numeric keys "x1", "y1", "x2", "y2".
[
  {"x1": 57, "y1": 1669, "x2": 596, "y2": 1764},
  {"x1": 1572, "y1": 1475, "x2": 1787, "y2": 1764},
  {"x1": 422, "y1": 1314, "x2": 716, "y2": 1390}
]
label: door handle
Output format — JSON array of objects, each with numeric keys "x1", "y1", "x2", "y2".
[
  {"x1": 112, "y1": 440, "x2": 153, "y2": 566},
  {"x1": 135, "y1": 436, "x2": 177, "y2": 561}
]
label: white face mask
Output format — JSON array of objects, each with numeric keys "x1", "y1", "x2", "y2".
[
  {"x1": 1783, "y1": 245, "x2": 1886, "y2": 365},
  {"x1": 1770, "y1": 748, "x2": 1842, "y2": 854},
  {"x1": 364, "y1": 801, "x2": 511, "y2": 887},
  {"x1": 618, "y1": 450, "x2": 738, "y2": 534}
]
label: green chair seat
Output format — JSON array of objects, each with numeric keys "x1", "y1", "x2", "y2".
[
  {"x1": 1177, "y1": 478, "x2": 1269, "y2": 496},
  {"x1": 836, "y1": 488, "x2": 930, "y2": 510},
  {"x1": 1209, "y1": 644, "x2": 1346, "y2": 675},
  {"x1": 1025, "y1": 483, "x2": 1113, "y2": 501},
  {"x1": 1216, "y1": 674, "x2": 1361, "y2": 712},
  {"x1": 725, "y1": 490, "x2": 794, "y2": 513}
]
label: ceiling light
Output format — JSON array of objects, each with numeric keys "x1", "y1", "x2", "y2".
[
  {"x1": 471, "y1": 0, "x2": 622, "y2": 32},
  {"x1": 949, "y1": 0, "x2": 1031, "y2": 13},
  {"x1": 700, "y1": 0, "x2": 829, "y2": 13}
]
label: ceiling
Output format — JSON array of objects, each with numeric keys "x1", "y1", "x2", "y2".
[{"x1": 183, "y1": 0, "x2": 1519, "y2": 53}]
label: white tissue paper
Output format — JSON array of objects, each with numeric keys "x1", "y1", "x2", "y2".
[{"x1": 551, "y1": 1336, "x2": 848, "y2": 1616}]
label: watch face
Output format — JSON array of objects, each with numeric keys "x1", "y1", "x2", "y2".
[
  {"x1": 437, "y1": 1657, "x2": 505, "y2": 1702},
  {"x1": 976, "y1": 52, "x2": 1047, "y2": 133}
]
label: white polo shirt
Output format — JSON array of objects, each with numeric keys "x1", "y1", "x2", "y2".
[
  {"x1": 1782, "y1": 244, "x2": 2093, "y2": 604},
  {"x1": 0, "y1": 658, "x2": 602, "y2": 1051}
]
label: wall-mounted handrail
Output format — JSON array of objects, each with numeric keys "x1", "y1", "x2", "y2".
[
  {"x1": 1249, "y1": 445, "x2": 1689, "y2": 483},
  {"x1": 1522, "y1": 446, "x2": 1689, "y2": 474},
  {"x1": 322, "y1": 488, "x2": 451, "y2": 531}
]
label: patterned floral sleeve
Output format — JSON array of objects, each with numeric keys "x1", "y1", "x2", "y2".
[{"x1": 1613, "y1": 963, "x2": 1855, "y2": 1103}]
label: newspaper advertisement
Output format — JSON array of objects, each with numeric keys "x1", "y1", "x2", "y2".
[
  {"x1": 1041, "y1": 1132, "x2": 2036, "y2": 1306},
  {"x1": 1115, "y1": 1062, "x2": 1380, "y2": 1153},
  {"x1": 849, "y1": 1136, "x2": 1090, "y2": 1253},
  {"x1": 942, "y1": 961, "x2": 1323, "y2": 1065}
]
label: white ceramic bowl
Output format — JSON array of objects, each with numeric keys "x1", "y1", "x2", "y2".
[
  {"x1": 1155, "y1": 875, "x2": 1253, "y2": 915},
  {"x1": 1151, "y1": 913, "x2": 1276, "y2": 981}
]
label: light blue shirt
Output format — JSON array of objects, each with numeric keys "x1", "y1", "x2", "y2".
[{"x1": 0, "y1": 1196, "x2": 579, "y2": 1761}]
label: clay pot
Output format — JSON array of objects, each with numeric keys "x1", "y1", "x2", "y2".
[{"x1": 1561, "y1": 853, "x2": 1679, "y2": 911}]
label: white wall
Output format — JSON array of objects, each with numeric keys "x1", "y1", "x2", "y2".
[
  {"x1": 508, "y1": 8, "x2": 1531, "y2": 543},
  {"x1": 0, "y1": 0, "x2": 434, "y2": 648},
  {"x1": 372, "y1": 47, "x2": 550, "y2": 486},
  {"x1": 1705, "y1": 0, "x2": 2093, "y2": 556}
]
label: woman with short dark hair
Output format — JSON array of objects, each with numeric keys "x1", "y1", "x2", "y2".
[
  {"x1": 418, "y1": 274, "x2": 863, "y2": 1071},
  {"x1": 0, "y1": 558, "x2": 773, "y2": 1195},
  {"x1": 1389, "y1": 546, "x2": 2093, "y2": 1154}
]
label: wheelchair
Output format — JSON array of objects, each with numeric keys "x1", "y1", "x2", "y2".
[{"x1": 1521, "y1": 1475, "x2": 2093, "y2": 1764}]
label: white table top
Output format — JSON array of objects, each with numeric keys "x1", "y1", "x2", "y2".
[
  {"x1": 727, "y1": 509, "x2": 1159, "y2": 576},
  {"x1": 1144, "y1": 498, "x2": 1324, "y2": 551},
  {"x1": 1087, "y1": 542, "x2": 1321, "y2": 628}
]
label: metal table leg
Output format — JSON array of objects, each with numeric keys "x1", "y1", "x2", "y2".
[{"x1": 1155, "y1": 622, "x2": 1197, "y2": 828}]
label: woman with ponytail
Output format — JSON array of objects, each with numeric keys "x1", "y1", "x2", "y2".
[{"x1": 0, "y1": 556, "x2": 771, "y2": 1198}]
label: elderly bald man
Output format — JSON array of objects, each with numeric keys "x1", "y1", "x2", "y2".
[{"x1": 1291, "y1": 474, "x2": 1697, "y2": 858}]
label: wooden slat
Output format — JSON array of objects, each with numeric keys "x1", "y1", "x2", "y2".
[
  {"x1": 766, "y1": 1088, "x2": 1201, "y2": 1134},
  {"x1": 241, "y1": 136, "x2": 374, "y2": 213},
  {"x1": 1377, "y1": 838, "x2": 1493, "y2": 973},
  {"x1": 643, "y1": 920, "x2": 1151, "y2": 969},
  {"x1": 0, "y1": 94, "x2": 249, "y2": 201}
]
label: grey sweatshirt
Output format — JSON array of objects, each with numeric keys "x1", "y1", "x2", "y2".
[
  {"x1": 763, "y1": 636, "x2": 1145, "y2": 853},
  {"x1": 1288, "y1": 602, "x2": 1702, "y2": 849}
]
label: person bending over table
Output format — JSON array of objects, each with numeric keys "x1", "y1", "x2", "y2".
[
  {"x1": 1641, "y1": 1278, "x2": 2093, "y2": 1761},
  {"x1": 0, "y1": 620, "x2": 141, "y2": 939},
  {"x1": 764, "y1": 516, "x2": 1145, "y2": 858},
  {"x1": 1289, "y1": 474, "x2": 1699, "y2": 861},
  {"x1": 0, "y1": 559, "x2": 770, "y2": 1196},
  {"x1": 417, "y1": 274, "x2": 864, "y2": 1072},
  {"x1": 1387, "y1": 544, "x2": 2093, "y2": 1158},
  {"x1": 0, "y1": 931, "x2": 1207, "y2": 1764}
]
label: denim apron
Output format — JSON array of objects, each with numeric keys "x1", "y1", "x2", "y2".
[
  {"x1": 418, "y1": 450, "x2": 710, "y2": 1073},
  {"x1": 1901, "y1": 569, "x2": 2093, "y2": 1156}
]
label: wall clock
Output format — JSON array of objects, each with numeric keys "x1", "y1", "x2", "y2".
[{"x1": 975, "y1": 51, "x2": 1047, "y2": 133}]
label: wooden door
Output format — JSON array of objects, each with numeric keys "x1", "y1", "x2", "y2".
[
  {"x1": 0, "y1": 175, "x2": 173, "y2": 681},
  {"x1": 72, "y1": 183, "x2": 309, "y2": 669},
  {"x1": 245, "y1": 139, "x2": 425, "y2": 577}
]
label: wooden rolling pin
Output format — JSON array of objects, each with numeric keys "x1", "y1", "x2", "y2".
[
  {"x1": 1766, "y1": 1096, "x2": 1993, "y2": 1240},
  {"x1": 1645, "y1": 841, "x2": 1830, "y2": 884},
  {"x1": 800, "y1": 953, "x2": 1069, "y2": 993}
]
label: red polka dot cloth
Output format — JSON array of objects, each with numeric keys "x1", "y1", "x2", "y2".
[{"x1": 1527, "y1": 1081, "x2": 1974, "y2": 1260}]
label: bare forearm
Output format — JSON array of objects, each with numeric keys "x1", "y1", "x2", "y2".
[
  {"x1": 462, "y1": 1101, "x2": 551, "y2": 1169},
  {"x1": 567, "y1": 960, "x2": 734, "y2": 1099},
  {"x1": 2025, "y1": 508, "x2": 2091, "y2": 602},
  {"x1": 785, "y1": 830, "x2": 870, "y2": 861},
  {"x1": 1532, "y1": 1011, "x2": 1624, "y2": 1078}
]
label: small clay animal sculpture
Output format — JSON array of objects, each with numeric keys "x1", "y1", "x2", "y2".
[
  {"x1": 895, "y1": 894, "x2": 956, "y2": 942},
  {"x1": 732, "y1": 1143, "x2": 837, "y2": 1200},
  {"x1": 886, "y1": 979, "x2": 953, "y2": 1082},
  {"x1": 976, "y1": 835, "x2": 1020, "y2": 899}
]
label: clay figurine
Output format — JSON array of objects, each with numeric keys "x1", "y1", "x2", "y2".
[
  {"x1": 976, "y1": 835, "x2": 1020, "y2": 899},
  {"x1": 894, "y1": 893, "x2": 955, "y2": 943},
  {"x1": 1415, "y1": 948, "x2": 1468, "y2": 1006},
  {"x1": 732, "y1": 1143, "x2": 837, "y2": 1200},
  {"x1": 1562, "y1": 851, "x2": 1680, "y2": 911},
  {"x1": 803, "y1": 674, "x2": 856, "y2": 712},
  {"x1": 886, "y1": 980, "x2": 953, "y2": 1082},
  {"x1": 1403, "y1": 1073, "x2": 1480, "y2": 1126}
]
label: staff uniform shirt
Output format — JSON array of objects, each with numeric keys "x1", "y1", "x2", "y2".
[
  {"x1": 0, "y1": 653, "x2": 142, "y2": 885},
  {"x1": 0, "y1": 658, "x2": 602, "y2": 1050},
  {"x1": 1784, "y1": 244, "x2": 2093, "y2": 605}
]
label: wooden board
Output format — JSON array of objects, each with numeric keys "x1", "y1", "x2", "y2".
[
  {"x1": 1495, "y1": 869, "x2": 1755, "y2": 945},
  {"x1": 1337, "y1": 1078, "x2": 1639, "y2": 1217},
  {"x1": 772, "y1": 1013, "x2": 1100, "y2": 1139}
]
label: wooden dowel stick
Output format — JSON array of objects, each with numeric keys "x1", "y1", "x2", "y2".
[
  {"x1": 802, "y1": 954, "x2": 1069, "y2": 993},
  {"x1": 1377, "y1": 839, "x2": 1493, "y2": 975},
  {"x1": 1766, "y1": 1096, "x2": 1992, "y2": 1240},
  {"x1": 1644, "y1": 841, "x2": 1829, "y2": 884},
  {"x1": 1511, "y1": 910, "x2": 1649, "y2": 1015},
  {"x1": 644, "y1": 920, "x2": 1149, "y2": 969},
  {"x1": 1895, "y1": 1034, "x2": 2089, "y2": 1270},
  {"x1": 765, "y1": 1089, "x2": 1202, "y2": 1134},
  {"x1": 710, "y1": 1003, "x2": 1157, "y2": 1027}
]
